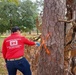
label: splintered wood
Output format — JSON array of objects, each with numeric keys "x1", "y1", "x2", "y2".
[{"x1": 64, "y1": 23, "x2": 76, "y2": 75}]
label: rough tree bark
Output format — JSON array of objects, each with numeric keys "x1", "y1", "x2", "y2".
[{"x1": 37, "y1": 0, "x2": 66, "y2": 75}]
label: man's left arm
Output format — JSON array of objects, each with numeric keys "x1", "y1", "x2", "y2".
[{"x1": 2, "y1": 40, "x2": 7, "y2": 62}]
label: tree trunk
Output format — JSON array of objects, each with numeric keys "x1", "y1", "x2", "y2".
[{"x1": 37, "y1": 0, "x2": 66, "y2": 75}]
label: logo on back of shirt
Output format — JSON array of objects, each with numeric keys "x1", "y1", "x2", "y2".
[{"x1": 10, "y1": 40, "x2": 18, "y2": 46}]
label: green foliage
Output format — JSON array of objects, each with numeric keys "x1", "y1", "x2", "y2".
[
  {"x1": 1, "y1": 0, "x2": 19, "y2": 5},
  {"x1": 0, "y1": 0, "x2": 39, "y2": 33},
  {"x1": 18, "y1": 0, "x2": 38, "y2": 31}
]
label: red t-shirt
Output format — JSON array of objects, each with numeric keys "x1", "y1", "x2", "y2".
[{"x1": 2, "y1": 33, "x2": 35, "y2": 59}]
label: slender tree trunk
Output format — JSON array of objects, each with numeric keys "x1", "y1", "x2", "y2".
[{"x1": 37, "y1": 0, "x2": 66, "y2": 75}]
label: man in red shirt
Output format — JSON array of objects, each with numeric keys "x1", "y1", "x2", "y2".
[{"x1": 2, "y1": 26, "x2": 40, "y2": 75}]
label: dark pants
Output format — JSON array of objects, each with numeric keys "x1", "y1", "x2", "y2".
[{"x1": 6, "y1": 57, "x2": 32, "y2": 75}]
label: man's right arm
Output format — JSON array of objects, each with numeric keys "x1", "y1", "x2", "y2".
[
  {"x1": 22, "y1": 36, "x2": 40, "y2": 46},
  {"x1": 22, "y1": 37, "x2": 35, "y2": 45}
]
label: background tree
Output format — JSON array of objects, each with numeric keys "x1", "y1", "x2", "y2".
[
  {"x1": 19, "y1": 0, "x2": 38, "y2": 33},
  {"x1": 0, "y1": 0, "x2": 39, "y2": 34},
  {"x1": 0, "y1": 2, "x2": 20, "y2": 30},
  {"x1": 37, "y1": 0, "x2": 66, "y2": 75},
  {"x1": 1, "y1": 0, "x2": 19, "y2": 4}
]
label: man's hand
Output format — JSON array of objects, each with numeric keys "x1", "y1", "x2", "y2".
[{"x1": 35, "y1": 42, "x2": 40, "y2": 46}]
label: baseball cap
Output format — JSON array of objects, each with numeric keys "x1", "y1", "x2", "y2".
[{"x1": 11, "y1": 26, "x2": 20, "y2": 33}]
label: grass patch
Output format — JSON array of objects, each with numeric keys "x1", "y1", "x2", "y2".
[{"x1": 0, "y1": 37, "x2": 5, "y2": 49}]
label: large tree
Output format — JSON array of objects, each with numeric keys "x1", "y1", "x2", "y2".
[{"x1": 37, "y1": 0, "x2": 66, "y2": 75}]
